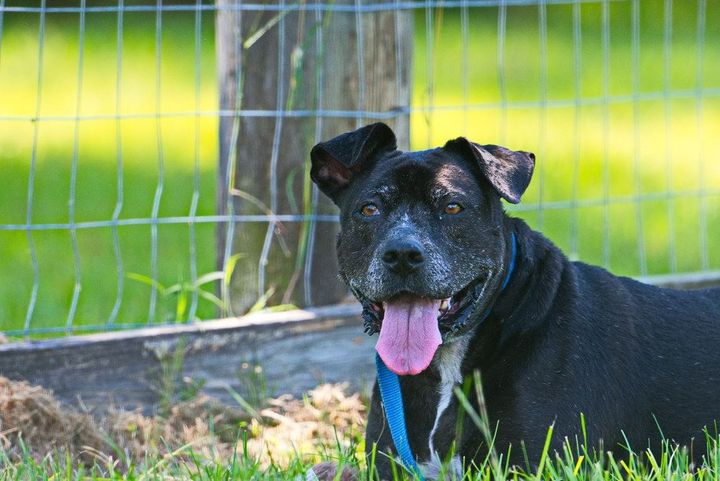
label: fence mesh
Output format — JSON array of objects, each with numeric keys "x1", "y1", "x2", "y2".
[{"x1": 0, "y1": 0, "x2": 718, "y2": 337}]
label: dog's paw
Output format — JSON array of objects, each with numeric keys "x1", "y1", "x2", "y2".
[{"x1": 304, "y1": 462, "x2": 359, "y2": 481}]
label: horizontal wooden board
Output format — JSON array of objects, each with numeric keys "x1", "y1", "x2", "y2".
[
  {"x1": 2, "y1": 270, "x2": 718, "y2": 414},
  {"x1": 0, "y1": 304, "x2": 374, "y2": 413}
]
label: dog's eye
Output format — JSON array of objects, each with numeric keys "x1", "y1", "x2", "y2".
[
  {"x1": 444, "y1": 202, "x2": 463, "y2": 215},
  {"x1": 360, "y1": 203, "x2": 380, "y2": 217}
]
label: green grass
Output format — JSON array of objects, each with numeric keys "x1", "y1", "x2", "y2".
[
  {"x1": 1, "y1": 2, "x2": 720, "y2": 333},
  {"x1": 0, "y1": 12, "x2": 220, "y2": 331},
  {"x1": 2, "y1": 365, "x2": 720, "y2": 480},
  {"x1": 2, "y1": 426, "x2": 720, "y2": 480},
  {"x1": 0, "y1": 440, "x2": 328, "y2": 481}
]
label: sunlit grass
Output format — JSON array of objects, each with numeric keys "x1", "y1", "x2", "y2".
[
  {"x1": 0, "y1": 12, "x2": 220, "y2": 331},
  {"x1": 1, "y1": 428, "x2": 719, "y2": 481},
  {"x1": 1, "y1": 3, "x2": 719, "y2": 333}
]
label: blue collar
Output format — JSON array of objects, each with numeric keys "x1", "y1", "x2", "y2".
[
  {"x1": 501, "y1": 232, "x2": 518, "y2": 291},
  {"x1": 375, "y1": 232, "x2": 517, "y2": 479}
]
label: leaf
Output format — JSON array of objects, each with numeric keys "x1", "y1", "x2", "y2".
[
  {"x1": 247, "y1": 287, "x2": 276, "y2": 314},
  {"x1": 164, "y1": 284, "x2": 184, "y2": 296},
  {"x1": 175, "y1": 289, "x2": 188, "y2": 322},
  {"x1": 260, "y1": 303, "x2": 298, "y2": 313},
  {"x1": 243, "y1": 10, "x2": 290, "y2": 50},
  {"x1": 224, "y1": 253, "x2": 245, "y2": 287},
  {"x1": 126, "y1": 272, "x2": 165, "y2": 291},
  {"x1": 193, "y1": 271, "x2": 225, "y2": 288},
  {"x1": 224, "y1": 384, "x2": 260, "y2": 420},
  {"x1": 198, "y1": 289, "x2": 226, "y2": 310}
]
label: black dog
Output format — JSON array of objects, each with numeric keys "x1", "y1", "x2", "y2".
[{"x1": 310, "y1": 122, "x2": 720, "y2": 478}]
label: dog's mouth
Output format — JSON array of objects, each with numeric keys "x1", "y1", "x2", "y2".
[
  {"x1": 359, "y1": 274, "x2": 491, "y2": 336},
  {"x1": 355, "y1": 274, "x2": 495, "y2": 376}
]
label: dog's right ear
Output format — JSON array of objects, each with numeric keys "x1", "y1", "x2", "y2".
[{"x1": 310, "y1": 123, "x2": 397, "y2": 203}]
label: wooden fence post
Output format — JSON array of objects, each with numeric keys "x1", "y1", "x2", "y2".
[{"x1": 216, "y1": 0, "x2": 412, "y2": 314}]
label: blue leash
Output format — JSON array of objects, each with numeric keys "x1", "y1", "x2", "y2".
[
  {"x1": 375, "y1": 353, "x2": 425, "y2": 478},
  {"x1": 375, "y1": 233, "x2": 517, "y2": 479}
]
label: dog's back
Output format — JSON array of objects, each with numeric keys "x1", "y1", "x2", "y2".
[{"x1": 478, "y1": 221, "x2": 720, "y2": 462}]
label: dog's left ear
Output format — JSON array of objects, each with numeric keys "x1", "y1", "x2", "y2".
[
  {"x1": 310, "y1": 123, "x2": 397, "y2": 204},
  {"x1": 444, "y1": 138, "x2": 535, "y2": 204}
]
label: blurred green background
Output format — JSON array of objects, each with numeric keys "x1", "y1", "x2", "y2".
[{"x1": 1, "y1": 1, "x2": 719, "y2": 334}]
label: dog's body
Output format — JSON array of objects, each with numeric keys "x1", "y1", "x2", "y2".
[
  {"x1": 310, "y1": 123, "x2": 720, "y2": 478},
  {"x1": 365, "y1": 220, "x2": 720, "y2": 476}
]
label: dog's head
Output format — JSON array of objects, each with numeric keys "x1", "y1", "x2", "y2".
[{"x1": 310, "y1": 123, "x2": 535, "y2": 375}]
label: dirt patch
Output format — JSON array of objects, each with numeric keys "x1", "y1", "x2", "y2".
[{"x1": 0, "y1": 376, "x2": 365, "y2": 467}]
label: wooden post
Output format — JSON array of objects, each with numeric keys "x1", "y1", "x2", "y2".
[{"x1": 216, "y1": 0, "x2": 412, "y2": 314}]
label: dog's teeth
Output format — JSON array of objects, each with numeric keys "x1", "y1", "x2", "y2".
[{"x1": 439, "y1": 298, "x2": 449, "y2": 312}]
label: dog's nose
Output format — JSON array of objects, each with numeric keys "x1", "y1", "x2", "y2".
[{"x1": 382, "y1": 239, "x2": 425, "y2": 275}]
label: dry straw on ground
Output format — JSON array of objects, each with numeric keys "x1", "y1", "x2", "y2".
[
  {"x1": 0, "y1": 376, "x2": 365, "y2": 467},
  {"x1": 0, "y1": 377, "x2": 105, "y2": 464}
]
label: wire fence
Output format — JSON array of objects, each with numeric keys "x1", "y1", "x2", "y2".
[{"x1": 0, "y1": 0, "x2": 718, "y2": 338}]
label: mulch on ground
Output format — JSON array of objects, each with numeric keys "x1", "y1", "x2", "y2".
[{"x1": 0, "y1": 376, "x2": 365, "y2": 467}]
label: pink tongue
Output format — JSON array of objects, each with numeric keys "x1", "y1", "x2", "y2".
[{"x1": 376, "y1": 298, "x2": 442, "y2": 376}]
